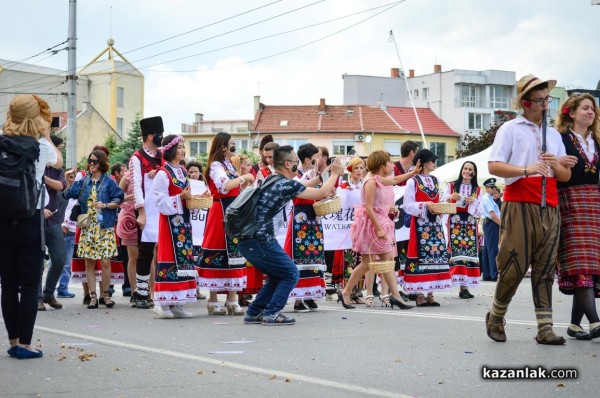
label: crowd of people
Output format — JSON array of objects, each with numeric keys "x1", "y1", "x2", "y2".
[{"x1": 1, "y1": 72, "x2": 600, "y2": 358}]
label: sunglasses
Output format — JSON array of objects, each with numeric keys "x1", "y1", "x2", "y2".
[{"x1": 87, "y1": 158, "x2": 99, "y2": 165}]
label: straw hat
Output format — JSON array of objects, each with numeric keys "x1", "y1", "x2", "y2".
[
  {"x1": 2, "y1": 94, "x2": 51, "y2": 138},
  {"x1": 512, "y1": 74, "x2": 557, "y2": 110}
]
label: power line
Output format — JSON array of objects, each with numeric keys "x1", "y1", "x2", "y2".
[
  {"x1": 0, "y1": 1, "x2": 286, "y2": 92},
  {"x1": 1, "y1": 40, "x2": 68, "y2": 70}
]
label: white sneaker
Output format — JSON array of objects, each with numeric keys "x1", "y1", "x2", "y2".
[
  {"x1": 170, "y1": 304, "x2": 193, "y2": 318},
  {"x1": 153, "y1": 304, "x2": 174, "y2": 319}
]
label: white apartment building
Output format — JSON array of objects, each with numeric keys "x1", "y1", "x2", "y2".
[{"x1": 407, "y1": 66, "x2": 516, "y2": 135}]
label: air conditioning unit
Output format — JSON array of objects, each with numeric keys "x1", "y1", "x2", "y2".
[{"x1": 354, "y1": 134, "x2": 365, "y2": 142}]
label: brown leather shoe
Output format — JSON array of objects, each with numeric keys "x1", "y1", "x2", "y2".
[
  {"x1": 535, "y1": 330, "x2": 566, "y2": 345},
  {"x1": 486, "y1": 311, "x2": 506, "y2": 342},
  {"x1": 43, "y1": 295, "x2": 63, "y2": 309}
]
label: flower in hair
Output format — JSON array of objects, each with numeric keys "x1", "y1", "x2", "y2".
[
  {"x1": 562, "y1": 106, "x2": 570, "y2": 116},
  {"x1": 162, "y1": 136, "x2": 184, "y2": 152}
]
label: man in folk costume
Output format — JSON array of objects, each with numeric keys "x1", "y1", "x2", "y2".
[
  {"x1": 254, "y1": 142, "x2": 279, "y2": 184},
  {"x1": 129, "y1": 116, "x2": 165, "y2": 309},
  {"x1": 486, "y1": 74, "x2": 572, "y2": 345}
]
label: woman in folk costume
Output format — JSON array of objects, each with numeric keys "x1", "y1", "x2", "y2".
[
  {"x1": 151, "y1": 135, "x2": 199, "y2": 318},
  {"x1": 284, "y1": 143, "x2": 328, "y2": 312},
  {"x1": 331, "y1": 157, "x2": 365, "y2": 304},
  {"x1": 186, "y1": 160, "x2": 208, "y2": 301},
  {"x1": 198, "y1": 132, "x2": 255, "y2": 315},
  {"x1": 555, "y1": 93, "x2": 600, "y2": 340},
  {"x1": 402, "y1": 149, "x2": 452, "y2": 307},
  {"x1": 338, "y1": 151, "x2": 415, "y2": 310},
  {"x1": 442, "y1": 161, "x2": 483, "y2": 299}
]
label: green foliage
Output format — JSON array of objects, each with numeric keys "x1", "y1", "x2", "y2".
[
  {"x1": 108, "y1": 113, "x2": 143, "y2": 165},
  {"x1": 240, "y1": 148, "x2": 260, "y2": 165},
  {"x1": 456, "y1": 111, "x2": 517, "y2": 158}
]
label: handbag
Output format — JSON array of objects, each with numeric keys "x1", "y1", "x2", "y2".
[{"x1": 69, "y1": 176, "x2": 90, "y2": 227}]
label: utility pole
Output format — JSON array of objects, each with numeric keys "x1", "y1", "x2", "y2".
[{"x1": 66, "y1": 0, "x2": 77, "y2": 168}]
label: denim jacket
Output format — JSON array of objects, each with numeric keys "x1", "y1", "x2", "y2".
[{"x1": 64, "y1": 173, "x2": 124, "y2": 229}]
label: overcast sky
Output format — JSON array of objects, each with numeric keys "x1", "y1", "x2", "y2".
[{"x1": 2, "y1": 0, "x2": 599, "y2": 133}]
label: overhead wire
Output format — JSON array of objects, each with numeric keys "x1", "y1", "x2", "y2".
[{"x1": 0, "y1": 0, "x2": 287, "y2": 92}]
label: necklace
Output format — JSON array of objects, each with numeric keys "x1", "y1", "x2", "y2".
[{"x1": 568, "y1": 131, "x2": 598, "y2": 174}]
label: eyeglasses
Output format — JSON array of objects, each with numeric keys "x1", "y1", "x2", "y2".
[
  {"x1": 527, "y1": 96, "x2": 553, "y2": 105},
  {"x1": 87, "y1": 158, "x2": 99, "y2": 165},
  {"x1": 287, "y1": 159, "x2": 299, "y2": 164}
]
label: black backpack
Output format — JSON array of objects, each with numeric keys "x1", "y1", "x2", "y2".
[
  {"x1": 0, "y1": 135, "x2": 42, "y2": 219},
  {"x1": 224, "y1": 174, "x2": 282, "y2": 239}
]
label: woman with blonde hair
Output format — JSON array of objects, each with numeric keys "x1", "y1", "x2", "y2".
[
  {"x1": 555, "y1": 93, "x2": 600, "y2": 340},
  {"x1": 0, "y1": 95, "x2": 63, "y2": 358},
  {"x1": 339, "y1": 151, "x2": 416, "y2": 310}
]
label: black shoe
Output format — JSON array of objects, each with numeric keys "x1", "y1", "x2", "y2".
[
  {"x1": 129, "y1": 296, "x2": 137, "y2": 308},
  {"x1": 336, "y1": 292, "x2": 356, "y2": 309},
  {"x1": 567, "y1": 325, "x2": 591, "y2": 340},
  {"x1": 459, "y1": 289, "x2": 474, "y2": 299},
  {"x1": 399, "y1": 291, "x2": 409, "y2": 302},
  {"x1": 132, "y1": 291, "x2": 149, "y2": 309},
  {"x1": 294, "y1": 301, "x2": 310, "y2": 313},
  {"x1": 43, "y1": 295, "x2": 63, "y2": 309},
  {"x1": 99, "y1": 296, "x2": 105, "y2": 306},
  {"x1": 373, "y1": 288, "x2": 381, "y2": 297},
  {"x1": 389, "y1": 296, "x2": 413, "y2": 310},
  {"x1": 304, "y1": 299, "x2": 318, "y2": 311},
  {"x1": 407, "y1": 293, "x2": 417, "y2": 301},
  {"x1": 83, "y1": 295, "x2": 91, "y2": 306}
]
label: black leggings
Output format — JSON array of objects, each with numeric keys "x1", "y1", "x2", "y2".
[{"x1": 0, "y1": 211, "x2": 44, "y2": 345}]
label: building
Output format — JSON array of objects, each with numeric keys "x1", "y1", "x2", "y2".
[
  {"x1": 252, "y1": 98, "x2": 461, "y2": 165},
  {"x1": 181, "y1": 113, "x2": 253, "y2": 158},
  {"x1": 343, "y1": 68, "x2": 407, "y2": 106},
  {"x1": 0, "y1": 39, "x2": 144, "y2": 161},
  {"x1": 406, "y1": 66, "x2": 516, "y2": 135}
]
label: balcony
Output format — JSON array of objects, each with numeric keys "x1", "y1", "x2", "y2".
[{"x1": 455, "y1": 96, "x2": 511, "y2": 109}]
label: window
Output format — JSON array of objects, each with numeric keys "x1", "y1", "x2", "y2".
[
  {"x1": 429, "y1": 142, "x2": 446, "y2": 166},
  {"x1": 117, "y1": 87, "x2": 124, "y2": 108},
  {"x1": 459, "y1": 84, "x2": 476, "y2": 107},
  {"x1": 548, "y1": 97, "x2": 560, "y2": 119},
  {"x1": 414, "y1": 89, "x2": 419, "y2": 99},
  {"x1": 468, "y1": 113, "x2": 491, "y2": 130},
  {"x1": 287, "y1": 139, "x2": 308, "y2": 152},
  {"x1": 189, "y1": 140, "x2": 208, "y2": 157},
  {"x1": 384, "y1": 140, "x2": 402, "y2": 156},
  {"x1": 332, "y1": 139, "x2": 355, "y2": 155},
  {"x1": 116, "y1": 117, "x2": 124, "y2": 136},
  {"x1": 423, "y1": 88, "x2": 429, "y2": 99},
  {"x1": 489, "y1": 85, "x2": 510, "y2": 109},
  {"x1": 234, "y1": 139, "x2": 249, "y2": 151}
]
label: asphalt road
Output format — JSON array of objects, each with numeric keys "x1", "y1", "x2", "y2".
[{"x1": 1, "y1": 280, "x2": 598, "y2": 398}]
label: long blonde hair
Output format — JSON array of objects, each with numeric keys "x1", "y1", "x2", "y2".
[
  {"x1": 231, "y1": 154, "x2": 250, "y2": 174},
  {"x1": 3, "y1": 95, "x2": 51, "y2": 138}
]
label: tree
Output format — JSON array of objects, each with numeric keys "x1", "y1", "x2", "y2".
[
  {"x1": 456, "y1": 110, "x2": 516, "y2": 158},
  {"x1": 108, "y1": 113, "x2": 143, "y2": 165}
]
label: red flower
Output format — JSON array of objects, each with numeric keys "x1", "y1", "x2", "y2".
[{"x1": 562, "y1": 106, "x2": 570, "y2": 115}]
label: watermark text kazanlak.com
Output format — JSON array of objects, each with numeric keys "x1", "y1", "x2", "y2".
[{"x1": 482, "y1": 366, "x2": 578, "y2": 380}]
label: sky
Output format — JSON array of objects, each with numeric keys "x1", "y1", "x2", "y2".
[{"x1": 1, "y1": 0, "x2": 599, "y2": 133}]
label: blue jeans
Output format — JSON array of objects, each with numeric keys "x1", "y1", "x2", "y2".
[
  {"x1": 58, "y1": 233, "x2": 75, "y2": 293},
  {"x1": 482, "y1": 220, "x2": 499, "y2": 281},
  {"x1": 39, "y1": 223, "x2": 66, "y2": 298},
  {"x1": 238, "y1": 239, "x2": 299, "y2": 318}
]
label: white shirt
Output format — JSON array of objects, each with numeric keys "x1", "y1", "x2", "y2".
[
  {"x1": 571, "y1": 129, "x2": 596, "y2": 161},
  {"x1": 37, "y1": 137, "x2": 58, "y2": 209},
  {"x1": 488, "y1": 115, "x2": 566, "y2": 186},
  {"x1": 153, "y1": 164, "x2": 185, "y2": 216},
  {"x1": 209, "y1": 159, "x2": 238, "y2": 194},
  {"x1": 128, "y1": 146, "x2": 160, "y2": 209}
]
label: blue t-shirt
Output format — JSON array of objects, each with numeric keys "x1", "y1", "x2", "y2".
[{"x1": 254, "y1": 176, "x2": 306, "y2": 242}]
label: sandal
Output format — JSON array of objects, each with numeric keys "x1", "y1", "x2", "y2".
[
  {"x1": 365, "y1": 295, "x2": 374, "y2": 308},
  {"x1": 350, "y1": 292, "x2": 364, "y2": 304},
  {"x1": 380, "y1": 294, "x2": 391, "y2": 307},
  {"x1": 87, "y1": 292, "x2": 98, "y2": 309},
  {"x1": 426, "y1": 294, "x2": 440, "y2": 307},
  {"x1": 415, "y1": 294, "x2": 431, "y2": 307},
  {"x1": 103, "y1": 291, "x2": 115, "y2": 308}
]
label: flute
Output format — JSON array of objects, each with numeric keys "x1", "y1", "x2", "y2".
[{"x1": 541, "y1": 110, "x2": 547, "y2": 208}]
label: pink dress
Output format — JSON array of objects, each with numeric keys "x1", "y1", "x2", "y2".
[
  {"x1": 116, "y1": 171, "x2": 138, "y2": 247},
  {"x1": 351, "y1": 175, "x2": 398, "y2": 256}
]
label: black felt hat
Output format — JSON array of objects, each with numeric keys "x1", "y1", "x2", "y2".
[
  {"x1": 140, "y1": 116, "x2": 164, "y2": 136},
  {"x1": 413, "y1": 148, "x2": 438, "y2": 166}
]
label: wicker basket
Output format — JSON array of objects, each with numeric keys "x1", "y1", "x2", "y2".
[
  {"x1": 186, "y1": 195, "x2": 213, "y2": 210},
  {"x1": 430, "y1": 202, "x2": 457, "y2": 214},
  {"x1": 367, "y1": 239, "x2": 395, "y2": 273},
  {"x1": 313, "y1": 196, "x2": 342, "y2": 216}
]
